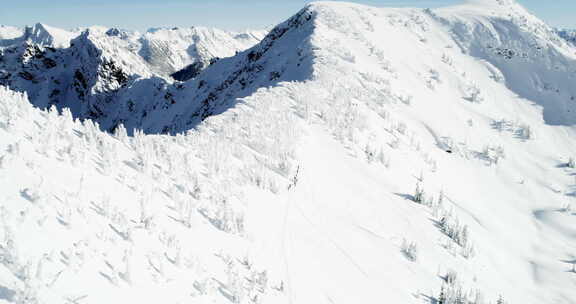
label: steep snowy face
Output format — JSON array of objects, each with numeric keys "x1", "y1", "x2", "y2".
[
  {"x1": 176, "y1": 1, "x2": 576, "y2": 302},
  {"x1": 0, "y1": 30, "x2": 163, "y2": 130},
  {"x1": 279, "y1": 2, "x2": 576, "y2": 302},
  {"x1": 140, "y1": 27, "x2": 265, "y2": 79},
  {"x1": 4, "y1": 0, "x2": 575, "y2": 135},
  {"x1": 159, "y1": 6, "x2": 317, "y2": 132},
  {"x1": 0, "y1": 25, "x2": 22, "y2": 40},
  {"x1": 23, "y1": 23, "x2": 77, "y2": 48},
  {"x1": 434, "y1": 0, "x2": 576, "y2": 126}
]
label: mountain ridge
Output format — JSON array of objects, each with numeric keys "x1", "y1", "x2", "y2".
[{"x1": 0, "y1": 2, "x2": 576, "y2": 303}]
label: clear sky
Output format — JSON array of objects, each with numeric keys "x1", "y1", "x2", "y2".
[{"x1": 1, "y1": 1, "x2": 574, "y2": 31}]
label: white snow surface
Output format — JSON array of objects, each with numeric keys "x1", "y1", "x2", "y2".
[
  {"x1": 140, "y1": 26, "x2": 266, "y2": 75},
  {"x1": 0, "y1": 0, "x2": 576, "y2": 303},
  {"x1": 26, "y1": 23, "x2": 78, "y2": 48},
  {"x1": 0, "y1": 26, "x2": 23, "y2": 40}
]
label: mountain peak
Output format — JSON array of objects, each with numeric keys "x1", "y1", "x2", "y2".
[
  {"x1": 23, "y1": 22, "x2": 76, "y2": 47},
  {"x1": 438, "y1": 0, "x2": 533, "y2": 17}
]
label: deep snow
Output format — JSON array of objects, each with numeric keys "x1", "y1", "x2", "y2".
[{"x1": 0, "y1": 0, "x2": 576, "y2": 303}]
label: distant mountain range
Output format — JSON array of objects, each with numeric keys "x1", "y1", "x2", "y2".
[
  {"x1": 557, "y1": 28, "x2": 576, "y2": 46},
  {"x1": 0, "y1": 23, "x2": 266, "y2": 133}
]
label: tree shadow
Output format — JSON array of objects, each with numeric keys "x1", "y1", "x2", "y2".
[
  {"x1": 19, "y1": 188, "x2": 38, "y2": 203},
  {"x1": 394, "y1": 192, "x2": 415, "y2": 201},
  {"x1": 561, "y1": 258, "x2": 576, "y2": 273},
  {"x1": 419, "y1": 292, "x2": 437, "y2": 304},
  {"x1": 0, "y1": 285, "x2": 16, "y2": 302},
  {"x1": 99, "y1": 271, "x2": 117, "y2": 286}
]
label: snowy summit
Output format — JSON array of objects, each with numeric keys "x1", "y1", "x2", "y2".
[{"x1": 0, "y1": 0, "x2": 575, "y2": 303}]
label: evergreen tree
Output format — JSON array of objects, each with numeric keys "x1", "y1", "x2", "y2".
[
  {"x1": 414, "y1": 182, "x2": 424, "y2": 203},
  {"x1": 438, "y1": 286, "x2": 446, "y2": 304}
]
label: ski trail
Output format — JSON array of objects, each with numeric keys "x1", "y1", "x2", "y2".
[
  {"x1": 292, "y1": 196, "x2": 370, "y2": 278},
  {"x1": 281, "y1": 186, "x2": 295, "y2": 304},
  {"x1": 280, "y1": 125, "x2": 395, "y2": 303}
]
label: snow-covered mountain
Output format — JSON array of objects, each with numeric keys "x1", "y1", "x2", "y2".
[
  {"x1": 141, "y1": 27, "x2": 265, "y2": 79},
  {"x1": 1, "y1": 0, "x2": 576, "y2": 303},
  {"x1": 25, "y1": 23, "x2": 78, "y2": 48},
  {"x1": 0, "y1": 24, "x2": 265, "y2": 133},
  {"x1": 0, "y1": 26, "x2": 23, "y2": 40},
  {"x1": 557, "y1": 29, "x2": 576, "y2": 46}
]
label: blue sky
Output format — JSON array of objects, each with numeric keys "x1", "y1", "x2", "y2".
[{"x1": 1, "y1": 1, "x2": 574, "y2": 31}]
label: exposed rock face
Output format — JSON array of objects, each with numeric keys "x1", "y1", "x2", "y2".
[{"x1": 0, "y1": 25, "x2": 266, "y2": 133}]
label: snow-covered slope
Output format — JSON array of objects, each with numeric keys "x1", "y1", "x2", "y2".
[
  {"x1": 0, "y1": 25, "x2": 265, "y2": 133},
  {"x1": 557, "y1": 29, "x2": 576, "y2": 47},
  {"x1": 1, "y1": 1, "x2": 576, "y2": 303},
  {"x1": 0, "y1": 29, "x2": 160, "y2": 129},
  {"x1": 0, "y1": 26, "x2": 22, "y2": 40},
  {"x1": 0, "y1": 86, "x2": 288, "y2": 304},
  {"x1": 24, "y1": 23, "x2": 77, "y2": 48},
  {"x1": 141, "y1": 27, "x2": 265, "y2": 78}
]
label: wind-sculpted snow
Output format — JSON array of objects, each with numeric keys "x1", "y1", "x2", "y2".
[{"x1": 1, "y1": 1, "x2": 576, "y2": 303}]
